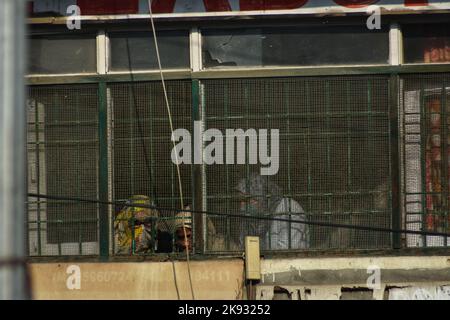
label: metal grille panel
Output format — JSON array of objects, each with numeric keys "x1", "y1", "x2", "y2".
[
  {"x1": 27, "y1": 84, "x2": 99, "y2": 256},
  {"x1": 109, "y1": 81, "x2": 193, "y2": 254},
  {"x1": 202, "y1": 76, "x2": 393, "y2": 252},
  {"x1": 402, "y1": 73, "x2": 450, "y2": 248}
]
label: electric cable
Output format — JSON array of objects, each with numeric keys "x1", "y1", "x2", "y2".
[
  {"x1": 171, "y1": 260, "x2": 181, "y2": 300},
  {"x1": 28, "y1": 193, "x2": 450, "y2": 239},
  {"x1": 124, "y1": 37, "x2": 171, "y2": 233},
  {"x1": 146, "y1": 0, "x2": 195, "y2": 300},
  {"x1": 125, "y1": 38, "x2": 156, "y2": 202}
]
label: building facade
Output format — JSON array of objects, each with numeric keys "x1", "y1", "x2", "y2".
[{"x1": 27, "y1": 0, "x2": 450, "y2": 300}]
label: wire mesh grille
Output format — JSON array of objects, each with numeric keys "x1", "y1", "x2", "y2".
[
  {"x1": 202, "y1": 76, "x2": 393, "y2": 252},
  {"x1": 109, "y1": 81, "x2": 193, "y2": 255},
  {"x1": 27, "y1": 74, "x2": 450, "y2": 256},
  {"x1": 402, "y1": 73, "x2": 450, "y2": 248},
  {"x1": 27, "y1": 84, "x2": 99, "y2": 256}
]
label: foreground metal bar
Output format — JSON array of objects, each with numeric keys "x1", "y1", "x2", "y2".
[{"x1": 0, "y1": 0, "x2": 28, "y2": 300}]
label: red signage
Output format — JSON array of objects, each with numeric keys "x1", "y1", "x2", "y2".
[
  {"x1": 239, "y1": 0, "x2": 309, "y2": 11},
  {"x1": 333, "y1": 0, "x2": 380, "y2": 8},
  {"x1": 28, "y1": 0, "x2": 440, "y2": 17},
  {"x1": 333, "y1": 0, "x2": 430, "y2": 8},
  {"x1": 151, "y1": 0, "x2": 232, "y2": 13},
  {"x1": 77, "y1": 0, "x2": 139, "y2": 15}
]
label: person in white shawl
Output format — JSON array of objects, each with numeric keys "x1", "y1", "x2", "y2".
[{"x1": 235, "y1": 173, "x2": 309, "y2": 250}]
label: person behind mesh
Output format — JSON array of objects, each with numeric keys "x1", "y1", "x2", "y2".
[
  {"x1": 235, "y1": 173, "x2": 309, "y2": 250},
  {"x1": 173, "y1": 205, "x2": 193, "y2": 252},
  {"x1": 114, "y1": 195, "x2": 159, "y2": 254}
]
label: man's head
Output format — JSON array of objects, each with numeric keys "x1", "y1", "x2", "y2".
[
  {"x1": 174, "y1": 205, "x2": 193, "y2": 252},
  {"x1": 235, "y1": 172, "x2": 282, "y2": 215}
]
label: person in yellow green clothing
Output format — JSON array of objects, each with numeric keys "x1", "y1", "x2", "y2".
[{"x1": 114, "y1": 195, "x2": 159, "y2": 254}]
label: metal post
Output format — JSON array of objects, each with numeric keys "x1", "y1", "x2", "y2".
[
  {"x1": 390, "y1": 74, "x2": 402, "y2": 249},
  {"x1": 0, "y1": 0, "x2": 28, "y2": 300},
  {"x1": 98, "y1": 82, "x2": 110, "y2": 260}
]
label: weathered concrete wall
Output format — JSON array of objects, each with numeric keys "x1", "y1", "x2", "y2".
[
  {"x1": 30, "y1": 260, "x2": 244, "y2": 300},
  {"x1": 257, "y1": 256, "x2": 450, "y2": 300},
  {"x1": 29, "y1": 256, "x2": 450, "y2": 300}
]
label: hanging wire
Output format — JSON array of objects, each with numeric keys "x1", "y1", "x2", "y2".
[{"x1": 146, "y1": 0, "x2": 195, "y2": 300}]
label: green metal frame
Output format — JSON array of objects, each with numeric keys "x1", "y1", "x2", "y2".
[
  {"x1": 25, "y1": 65, "x2": 450, "y2": 86},
  {"x1": 191, "y1": 79, "x2": 202, "y2": 254},
  {"x1": 389, "y1": 74, "x2": 402, "y2": 249},
  {"x1": 98, "y1": 82, "x2": 110, "y2": 259}
]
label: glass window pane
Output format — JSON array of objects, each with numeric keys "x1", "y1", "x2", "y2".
[
  {"x1": 403, "y1": 24, "x2": 450, "y2": 64},
  {"x1": 28, "y1": 35, "x2": 97, "y2": 74},
  {"x1": 109, "y1": 31, "x2": 190, "y2": 71},
  {"x1": 202, "y1": 26, "x2": 389, "y2": 68}
]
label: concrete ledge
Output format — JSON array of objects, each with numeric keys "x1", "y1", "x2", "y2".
[{"x1": 261, "y1": 268, "x2": 450, "y2": 286}]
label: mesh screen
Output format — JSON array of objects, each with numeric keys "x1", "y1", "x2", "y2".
[
  {"x1": 27, "y1": 75, "x2": 433, "y2": 256},
  {"x1": 109, "y1": 81, "x2": 193, "y2": 254},
  {"x1": 402, "y1": 73, "x2": 450, "y2": 248},
  {"x1": 27, "y1": 84, "x2": 99, "y2": 256},
  {"x1": 202, "y1": 76, "x2": 393, "y2": 252}
]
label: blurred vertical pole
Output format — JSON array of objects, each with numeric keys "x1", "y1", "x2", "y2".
[{"x1": 0, "y1": 0, "x2": 28, "y2": 300}]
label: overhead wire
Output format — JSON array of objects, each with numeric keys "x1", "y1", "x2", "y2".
[{"x1": 28, "y1": 193, "x2": 450, "y2": 239}]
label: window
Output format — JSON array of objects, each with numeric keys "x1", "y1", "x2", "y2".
[
  {"x1": 27, "y1": 85, "x2": 99, "y2": 256},
  {"x1": 402, "y1": 73, "x2": 450, "y2": 248},
  {"x1": 26, "y1": 21, "x2": 450, "y2": 257},
  {"x1": 28, "y1": 35, "x2": 97, "y2": 74},
  {"x1": 403, "y1": 24, "x2": 450, "y2": 64},
  {"x1": 108, "y1": 31, "x2": 190, "y2": 72},
  {"x1": 202, "y1": 26, "x2": 389, "y2": 68}
]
